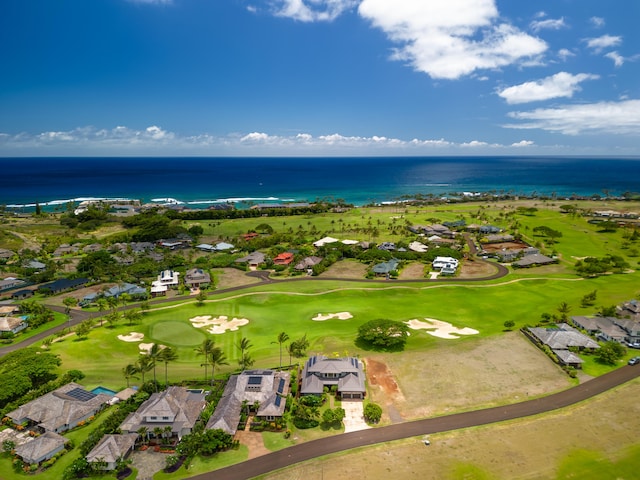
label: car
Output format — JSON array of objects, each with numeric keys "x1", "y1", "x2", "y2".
[
  {"x1": 627, "y1": 342, "x2": 640, "y2": 349},
  {"x1": 628, "y1": 357, "x2": 640, "y2": 366}
]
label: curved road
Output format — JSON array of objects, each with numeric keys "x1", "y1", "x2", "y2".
[{"x1": 192, "y1": 364, "x2": 640, "y2": 480}]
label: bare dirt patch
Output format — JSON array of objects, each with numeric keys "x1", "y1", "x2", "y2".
[
  {"x1": 480, "y1": 241, "x2": 529, "y2": 253},
  {"x1": 319, "y1": 259, "x2": 368, "y2": 279},
  {"x1": 398, "y1": 262, "x2": 425, "y2": 280},
  {"x1": 458, "y1": 258, "x2": 498, "y2": 278},
  {"x1": 214, "y1": 268, "x2": 262, "y2": 289},
  {"x1": 367, "y1": 332, "x2": 571, "y2": 421}
]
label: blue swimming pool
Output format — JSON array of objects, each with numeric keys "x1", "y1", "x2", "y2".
[{"x1": 91, "y1": 386, "x2": 117, "y2": 396}]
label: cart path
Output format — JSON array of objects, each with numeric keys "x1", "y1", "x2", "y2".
[{"x1": 190, "y1": 364, "x2": 640, "y2": 480}]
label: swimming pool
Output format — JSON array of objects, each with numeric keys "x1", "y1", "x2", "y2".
[{"x1": 91, "y1": 386, "x2": 117, "y2": 396}]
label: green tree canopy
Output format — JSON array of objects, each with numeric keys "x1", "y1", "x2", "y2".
[{"x1": 357, "y1": 319, "x2": 410, "y2": 351}]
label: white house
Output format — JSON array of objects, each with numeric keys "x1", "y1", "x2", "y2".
[
  {"x1": 151, "y1": 270, "x2": 180, "y2": 296},
  {"x1": 432, "y1": 256, "x2": 459, "y2": 274}
]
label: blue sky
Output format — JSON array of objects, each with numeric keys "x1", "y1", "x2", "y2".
[{"x1": 1, "y1": 0, "x2": 639, "y2": 156}]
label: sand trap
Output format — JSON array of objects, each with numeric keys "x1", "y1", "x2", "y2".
[
  {"x1": 190, "y1": 315, "x2": 249, "y2": 334},
  {"x1": 118, "y1": 332, "x2": 144, "y2": 342},
  {"x1": 312, "y1": 312, "x2": 353, "y2": 321},
  {"x1": 406, "y1": 318, "x2": 479, "y2": 339},
  {"x1": 139, "y1": 343, "x2": 166, "y2": 354}
]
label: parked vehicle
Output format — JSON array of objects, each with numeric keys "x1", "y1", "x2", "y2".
[{"x1": 628, "y1": 357, "x2": 640, "y2": 365}]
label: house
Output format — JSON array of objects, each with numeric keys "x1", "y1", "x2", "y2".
[
  {"x1": 484, "y1": 234, "x2": 514, "y2": 243},
  {"x1": 571, "y1": 316, "x2": 627, "y2": 343},
  {"x1": 618, "y1": 299, "x2": 640, "y2": 319},
  {"x1": 53, "y1": 244, "x2": 80, "y2": 257},
  {"x1": 184, "y1": 268, "x2": 211, "y2": 288},
  {"x1": 82, "y1": 243, "x2": 103, "y2": 253},
  {"x1": 242, "y1": 232, "x2": 260, "y2": 241},
  {"x1": 15, "y1": 431, "x2": 68, "y2": 465},
  {"x1": 526, "y1": 324, "x2": 600, "y2": 368},
  {"x1": 119, "y1": 386, "x2": 206, "y2": 441},
  {"x1": 7, "y1": 383, "x2": 110, "y2": 434},
  {"x1": 512, "y1": 253, "x2": 555, "y2": 268},
  {"x1": 196, "y1": 244, "x2": 216, "y2": 253},
  {"x1": 151, "y1": 270, "x2": 180, "y2": 296},
  {"x1": 0, "y1": 316, "x2": 28, "y2": 335},
  {"x1": 215, "y1": 242, "x2": 234, "y2": 251},
  {"x1": 372, "y1": 258, "x2": 400, "y2": 276},
  {"x1": 300, "y1": 356, "x2": 365, "y2": 399},
  {"x1": 0, "y1": 277, "x2": 27, "y2": 291},
  {"x1": 0, "y1": 248, "x2": 15, "y2": 261},
  {"x1": 82, "y1": 283, "x2": 147, "y2": 304},
  {"x1": 408, "y1": 241, "x2": 428, "y2": 253},
  {"x1": 86, "y1": 433, "x2": 138, "y2": 470},
  {"x1": 24, "y1": 260, "x2": 46, "y2": 271},
  {"x1": 11, "y1": 289, "x2": 34, "y2": 300},
  {"x1": 432, "y1": 256, "x2": 459, "y2": 274},
  {"x1": 294, "y1": 256, "x2": 323, "y2": 272},
  {"x1": 235, "y1": 252, "x2": 266, "y2": 269},
  {"x1": 377, "y1": 242, "x2": 396, "y2": 251},
  {"x1": 273, "y1": 252, "x2": 294, "y2": 265},
  {"x1": 37, "y1": 277, "x2": 89, "y2": 295},
  {"x1": 206, "y1": 370, "x2": 290, "y2": 435},
  {"x1": 612, "y1": 318, "x2": 640, "y2": 344}
]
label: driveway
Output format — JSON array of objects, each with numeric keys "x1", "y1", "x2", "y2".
[
  {"x1": 129, "y1": 448, "x2": 168, "y2": 480},
  {"x1": 341, "y1": 400, "x2": 370, "y2": 433}
]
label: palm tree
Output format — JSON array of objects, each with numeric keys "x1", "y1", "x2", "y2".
[
  {"x1": 136, "y1": 355, "x2": 154, "y2": 385},
  {"x1": 147, "y1": 343, "x2": 163, "y2": 391},
  {"x1": 137, "y1": 426, "x2": 149, "y2": 446},
  {"x1": 122, "y1": 364, "x2": 139, "y2": 388},
  {"x1": 159, "y1": 346, "x2": 178, "y2": 386},
  {"x1": 237, "y1": 336, "x2": 254, "y2": 370},
  {"x1": 276, "y1": 332, "x2": 289, "y2": 370},
  {"x1": 195, "y1": 338, "x2": 215, "y2": 381},
  {"x1": 208, "y1": 347, "x2": 228, "y2": 385},
  {"x1": 557, "y1": 302, "x2": 572, "y2": 322},
  {"x1": 124, "y1": 309, "x2": 141, "y2": 326}
]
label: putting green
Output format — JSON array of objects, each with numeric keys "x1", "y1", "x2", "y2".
[{"x1": 150, "y1": 320, "x2": 207, "y2": 347}]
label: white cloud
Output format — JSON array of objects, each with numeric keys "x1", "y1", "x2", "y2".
[
  {"x1": 584, "y1": 34, "x2": 622, "y2": 53},
  {"x1": 530, "y1": 17, "x2": 566, "y2": 33},
  {"x1": 272, "y1": 0, "x2": 357, "y2": 22},
  {"x1": 590, "y1": 17, "x2": 605, "y2": 28},
  {"x1": 557, "y1": 48, "x2": 575, "y2": 61},
  {"x1": 512, "y1": 140, "x2": 535, "y2": 147},
  {"x1": 497, "y1": 72, "x2": 599, "y2": 104},
  {"x1": 357, "y1": 0, "x2": 547, "y2": 80},
  {"x1": 505, "y1": 99, "x2": 640, "y2": 135},
  {"x1": 605, "y1": 51, "x2": 625, "y2": 67}
]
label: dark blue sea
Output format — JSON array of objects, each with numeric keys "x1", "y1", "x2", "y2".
[{"x1": 3, "y1": 156, "x2": 640, "y2": 209}]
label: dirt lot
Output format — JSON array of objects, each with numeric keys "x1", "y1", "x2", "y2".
[
  {"x1": 457, "y1": 257, "x2": 498, "y2": 278},
  {"x1": 480, "y1": 240, "x2": 529, "y2": 253},
  {"x1": 319, "y1": 259, "x2": 368, "y2": 278},
  {"x1": 365, "y1": 332, "x2": 571, "y2": 422}
]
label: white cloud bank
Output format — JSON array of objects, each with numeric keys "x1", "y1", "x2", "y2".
[
  {"x1": 357, "y1": 0, "x2": 547, "y2": 80},
  {"x1": 505, "y1": 99, "x2": 640, "y2": 135},
  {"x1": 497, "y1": 72, "x2": 599, "y2": 104},
  {"x1": 0, "y1": 125, "x2": 545, "y2": 156}
]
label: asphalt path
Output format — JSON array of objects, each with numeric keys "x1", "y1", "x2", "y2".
[{"x1": 191, "y1": 364, "x2": 640, "y2": 480}]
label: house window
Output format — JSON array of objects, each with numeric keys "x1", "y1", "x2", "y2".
[
  {"x1": 162, "y1": 416, "x2": 169, "y2": 420},
  {"x1": 150, "y1": 416, "x2": 157, "y2": 420}
]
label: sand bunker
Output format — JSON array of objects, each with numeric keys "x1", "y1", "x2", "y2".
[
  {"x1": 139, "y1": 343, "x2": 166, "y2": 354},
  {"x1": 312, "y1": 312, "x2": 353, "y2": 321},
  {"x1": 117, "y1": 332, "x2": 144, "y2": 342},
  {"x1": 190, "y1": 315, "x2": 249, "y2": 334},
  {"x1": 406, "y1": 318, "x2": 479, "y2": 339}
]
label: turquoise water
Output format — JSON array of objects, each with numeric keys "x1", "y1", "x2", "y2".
[{"x1": 91, "y1": 386, "x2": 117, "y2": 396}]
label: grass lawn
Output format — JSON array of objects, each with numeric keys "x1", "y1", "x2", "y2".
[{"x1": 153, "y1": 444, "x2": 249, "y2": 479}]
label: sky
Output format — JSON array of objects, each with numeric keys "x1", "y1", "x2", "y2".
[{"x1": 1, "y1": 0, "x2": 639, "y2": 156}]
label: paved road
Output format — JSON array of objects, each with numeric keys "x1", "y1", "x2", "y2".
[{"x1": 191, "y1": 364, "x2": 640, "y2": 480}]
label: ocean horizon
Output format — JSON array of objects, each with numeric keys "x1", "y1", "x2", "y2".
[{"x1": 5, "y1": 156, "x2": 640, "y2": 209}]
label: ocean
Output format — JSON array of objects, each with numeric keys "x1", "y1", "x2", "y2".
[{"x1": 3, "y1": 156, "x2": 640, "y2": 209}]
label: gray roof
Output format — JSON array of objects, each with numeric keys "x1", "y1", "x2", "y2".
[
  {"x1": 301, "y1": 356, "x2": 365, "y2": 395},
  {"x1": 553, "y1": 349, "x2": 584, "y2": 365},
  {"x1": 184, "y1": 268, "x2": 211, "y2": 285},
  {"x1": 119, "y1": 387, "x2": 205, "y2": 435},
  {"x1": 572, "y1": 316, "x2": 627, "y2": 340},
  {"x1": 15, "y1": 431, "x2": 67, "y2": 464},
  {"x1": 528, "y1": 324, "x2": 600, "y2": 350},
  {"x1": 294, "y1": 256, "x2": 323, "y2": 270},
  {"x1": 513, "y1": 253, "x2": 555, "y2": 267},
  {"x1": 372, "y1": 258, "x2": 399, "y2": 274},
  {"x1": 86, "y1": 433, "x2": 138, "y2": 465},
  {"x1": 235, "y1": 251, "x2": 266, "y2": 264},
  {"x1": 8, "y1": 383, "x2": 109, "y2": 433},
  {"x1": 206, "y1": 370, "x2": 290, "y2": 435}
]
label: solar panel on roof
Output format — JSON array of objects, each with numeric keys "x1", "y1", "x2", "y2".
[
  {"x1": 275, "y1": 396, "x2": 282, "y2": 407},
  {"x1": 248, "y1": 376, "x2": 262, "y2": 385},
  {"x1": 277, "y1": 378, "x2": 285, "y2": 393},
  {"x1": 66, "y1": 387, "x2": 97, "y2": 402}
]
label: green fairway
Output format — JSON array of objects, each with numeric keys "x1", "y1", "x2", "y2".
[{"x1": 150, "y1": 320, "x2": 207, "y2": 346}]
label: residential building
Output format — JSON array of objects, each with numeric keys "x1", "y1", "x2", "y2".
[
  {"x1": 151, "y1": 270, "x2": 180, "y2": 297},
  {"x1": 86, "y1": 433, "x2": 138, "y2": 471},
  {"x1": 273, "y1": 252, "x2": 294, "y2": 265},
  {"x1": 526, "y1": 323, "x2": 600, "y2": 369},
  {"x1": 300, "y1": 356, "x2": 365, "y2": 399},
  {"x1": 235, "y1": 252, "x2": 266, "y2": 269},
  {"x1": 15, "y1": 432, "x2": 68, "y2": 465},
  {"x1": 0, "y1": 316, "x2": 28, "y2": 335},
  {"x1": 432, "y1": 256, "x2": 459, "y2": 274},
  {"x1": 571, "y1": 316, "x2": 627, "y2": 343},
  {"x1": 184, "y1": 268, "x2": 211, "y2": 288},
  {"x1": 119, "y1": 387, "x2": 206, "y2": 441},
  {"x1": 206, "y1": 370, "x2": 290, "y2": 435},
  {"x1": 294, "y1": 256, "x2": 323, "y2": 272}
]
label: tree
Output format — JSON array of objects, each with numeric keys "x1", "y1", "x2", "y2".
[
  {"x1": 581, "y1": 290, "x2": 598, "y2": 308},
  {"x1": 195, "y1": 339, "x2": 215, "y2": 381},
  {"x1": 557, "y1": 302, "x2": 572, "y2": 323},
  {"x1": 363, "y1": 402, "x2": 382, "y2": 424},
  {"x1": 597, "y1": 341, "x2": 627, "y2": 365},
  {"x1": 122, "y1": 364, "x2": 139, "y2": 388},
  {"x1": 288, "y1": 334, "x2": 309, "y2": 364},
  {"x1": 158, "y1": 346, "x2": 179, "y2": 386},
  {"x1": 357, "y1": 319, "x2": 410, "y2": 351},
  {"x1": 62, "y1": 296, "x2": 77, "y2": 315},
  {"x1": 75, "y1": 320, "x2": 93, "y2": 340},
  {"x1": 196, "y1": 290, "x2": 208, "y2": 306},
  {"x1": 503, "y1": 319, "x2": 515, "y2": 331},
  {"x1": 124, "y1": 309, "x2": 142, "y2": 326},
  {"x1": 135, "y1": 355, "x2": 154, "y2": 385},
  {"x1": 147, "y1": 343, "x2": 163, "y2": 391},
  {"x1": 237, "y1": 336, "x2": 254, "y2": 370},
  {"x1": 276, "y1": 331, "x2": 290, "y2": 370},
  {"x1": 598, "y1": 305, "x2": 618, "y2": 317},
  {"x1": 208, "y1": 347, "x2": 228, "y2": 385}
]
